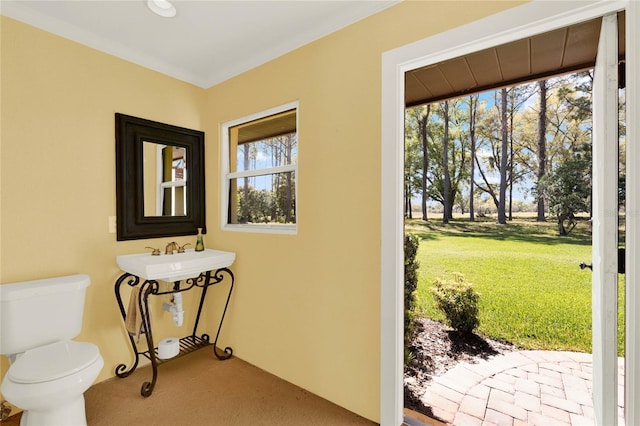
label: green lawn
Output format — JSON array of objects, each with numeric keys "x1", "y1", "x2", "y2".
[{"x1": 406, "y1": 216, "x2": 625, "y2": 355}]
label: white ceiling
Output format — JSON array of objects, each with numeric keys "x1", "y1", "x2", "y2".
[{"x1": 1, "y1": 0, "x2": 398, "y2": 88}]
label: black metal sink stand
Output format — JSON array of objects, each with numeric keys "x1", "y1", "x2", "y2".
[{"x1": 113, "y1": 268, "x2": 234, "y2": 397}]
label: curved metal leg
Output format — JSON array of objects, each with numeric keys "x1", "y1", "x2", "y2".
[
  {"x1": 115, "y1": 359, "x2": 138, "y2": 379},
  {"x1": 139, "y1": 281, "x2": 158, "y2": 397},
  {"x1": 114, "y1": 274, "x2": 141, "y2": 378},
  {"x1": 213, "y1": 345, "x2": 233, "y2": 360},
  {"x1": 211, "y1": 268, "x2": 234, "y2": 360},
  {"x1": 141, "y1": 381, "x2": 155, "y2": 397},
  {"x1": 192, "y1": 276, "x2": 209, "y2": 339}
]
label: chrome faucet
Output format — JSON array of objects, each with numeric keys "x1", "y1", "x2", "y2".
[{"x1": 165, "y1": 241, "x2": 178, "y2": 255}]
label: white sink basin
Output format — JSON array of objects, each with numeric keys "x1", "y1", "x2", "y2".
[{"x1": 116, "y1": 249, "x2": 235, "y2": 281}]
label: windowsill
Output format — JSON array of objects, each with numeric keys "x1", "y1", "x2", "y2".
[{"x1": 222, "y1": 224, "x2": 297, "y2": 235}]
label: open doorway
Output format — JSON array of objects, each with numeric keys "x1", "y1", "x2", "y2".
[
  {"x1": 402, "y1": 68, "x2": 626, "y2": 424},
  {"x1": 381, "y1": 2, "x2": 638, "y2": 425}
]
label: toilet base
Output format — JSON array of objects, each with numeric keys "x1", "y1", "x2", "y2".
[{"x1": 20, "y1": 396, "x2": 86, "y2": 426}]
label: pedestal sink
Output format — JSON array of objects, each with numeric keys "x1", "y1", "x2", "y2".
[
  {"x1": 116, "y1": 249, "x2": 236, "y2": 282},
  {"x1": 113, "y1": 247, "x2": 236, "y2": 396}
]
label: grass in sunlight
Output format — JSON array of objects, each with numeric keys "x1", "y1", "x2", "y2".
[{"x1": 406, "y1": 216, "x2": 625, "y2": 355}]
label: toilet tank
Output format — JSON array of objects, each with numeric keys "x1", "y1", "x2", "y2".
[{"x1": 0, "y1": 274, "x2": 90, "y2": 356}]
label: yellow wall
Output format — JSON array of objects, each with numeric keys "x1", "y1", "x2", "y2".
[
  {"x1": 1, "y1": 1, "x2": 523, "y2": 422},
  {"x1": 0, "y1": 13, "x2": 207, "y2": 408}
]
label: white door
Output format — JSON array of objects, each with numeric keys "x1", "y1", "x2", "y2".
[{"x1": 591, "y1": 12, "x2": 620, "y2": 426}]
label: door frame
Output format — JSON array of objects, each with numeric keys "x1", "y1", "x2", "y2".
[{"x1": 380, "y1": 1, "x2": 639, "y2": 425}]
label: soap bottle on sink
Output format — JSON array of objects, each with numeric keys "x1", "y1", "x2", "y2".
[{"x1": 195, "y1": 228, "x2": 205, "y2": 252}]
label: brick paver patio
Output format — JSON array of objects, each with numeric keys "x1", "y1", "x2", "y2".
[{"x1": 421, "y1": 350, "x2": 624, "y2": 425}]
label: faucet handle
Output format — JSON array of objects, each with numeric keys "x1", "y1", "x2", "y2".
[
  {"x1": 177, "y1": 243, "x2": 191, "y2": 253},
  {"x1": 145, "y1": 246, "x2": 161, "y2": 256}
]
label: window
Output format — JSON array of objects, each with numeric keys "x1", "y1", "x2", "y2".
[{"x1": 222, "y1": 102, "x2": 298, "y2": 233}]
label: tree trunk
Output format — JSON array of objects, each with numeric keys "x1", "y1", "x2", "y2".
[
  {"x1": 508, "y1": 100, "x2": 514, "y2": 221},
  {"x1": 469, "y1": 96, "x2": 477, "y2": 222},
  {"x1": 243, "y1": 144, "x2": 250, "y2": 196},
  {"x1": 558, "y1": 218, "x2": 566, "y2": 236},
  {"x1": 243, "y1": 144, "x2": 250, "y2": 220},
  {"x1": 537, "y1": 80, "x2": 548, "y2": 222},
  {"x1": 475, "y1": 154, "x2": 500, "y2": 209},
  {"x1": 442, "y1": 101, "x2": 451, "y2": 224},
  {"x1": 497, "y1": 89, "x2": 508, "y2": 224},
  {"x1": 421, "y1": 105, "x2": 431, "y2": 221},
  {"x1": 284, "y1": 135, "x2": 293, "y2": 222}
]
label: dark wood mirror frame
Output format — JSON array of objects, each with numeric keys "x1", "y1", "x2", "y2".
[{"x1": 115, "y1": 113, "x2": 206, "y2": 241}]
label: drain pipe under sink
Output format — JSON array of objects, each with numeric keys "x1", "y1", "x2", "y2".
[{"x1": 163, "y1": 292, "x2": 184, "y2": 326}]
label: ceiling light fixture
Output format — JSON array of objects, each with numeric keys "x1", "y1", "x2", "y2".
[{"x1": 147, "y1": 0, "x2": 176, "y2": 18}]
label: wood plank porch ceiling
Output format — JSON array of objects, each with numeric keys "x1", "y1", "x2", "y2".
[{"x1": 405, "y1": 14, "x2": 625, "y2": 108}]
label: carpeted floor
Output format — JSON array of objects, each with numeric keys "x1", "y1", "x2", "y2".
[
  {"x1": 3, "y1": 348, "x2": 453, "y2": 425},
  {"x1": 82, "y1": 348, "x2": 375, "y2": 425},
  {"x1": 4, "y1": 348, "x2": 374, "y2": 426}
]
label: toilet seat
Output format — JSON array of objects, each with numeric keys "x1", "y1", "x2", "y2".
[{"x1": 8, "y1": 340, "x2": 100, "y2": 384}]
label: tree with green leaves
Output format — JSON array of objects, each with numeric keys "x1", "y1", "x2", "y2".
[
  {"x1": 404, "y1": 72, "x2": 597, "y2": 225},
  {"x1": 426, "y1": 99, "x2": 470, "y2": 221},
  {"x1": 404, "y1": 108, "x2": 426, "y2": 218},
  {"x1": 535, "y1": 144, "x2": 591, "y2": 235}
]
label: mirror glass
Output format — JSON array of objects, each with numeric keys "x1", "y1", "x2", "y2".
[
  {"x1": 143, "y1": 142, "x2": 187, "y2": 217},
  {"x1": 116, "y1": 113, "x2": 205, "y2": 241}
]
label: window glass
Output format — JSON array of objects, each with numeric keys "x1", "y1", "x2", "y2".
[
  {"x1": 230, "y1": 172, "x2": 296, "y2": 224},
  {"x1": 236, "y1": 133, "x2": 297, "y2": 172}
]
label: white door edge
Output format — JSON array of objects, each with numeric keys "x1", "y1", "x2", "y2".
[
  {"x1": 592, "y1": 12, "x2": 620, "y2": 426},
  {"x1": 625, "y1": 1, "x2": 640, "y2": 424}
]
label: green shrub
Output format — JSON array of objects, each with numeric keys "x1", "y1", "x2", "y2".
[
  {"x1": 431, "y1": 272, "x2": 480, "y2": 333},
  {"x1": 404, "y1": 233, "x2": 420, "y2": 362}
]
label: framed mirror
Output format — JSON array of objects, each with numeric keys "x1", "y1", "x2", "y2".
[{"x1": 115, "y1": 113, "x2": 205, "y2": 241}]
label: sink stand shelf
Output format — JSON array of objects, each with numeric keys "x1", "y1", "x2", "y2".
[{"x1": 113, "y1": 268, "x2": 234, "y2": 397}]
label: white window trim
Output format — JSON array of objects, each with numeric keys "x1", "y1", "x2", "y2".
[
  {"x1": 221, "y1": 101, "x2": 299, "y2": 234},
  {"x1": 228, "y1": 164, "x2": 296, "y2": 180}
]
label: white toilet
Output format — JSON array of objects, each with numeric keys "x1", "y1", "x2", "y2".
[{"x1": 0, "y1": 274, "x2": 104, "y2": 426}]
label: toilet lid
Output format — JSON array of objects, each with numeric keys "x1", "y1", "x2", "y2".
[{"x1": 8, "y1": 340, "x2": 100, "y2": 384}]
